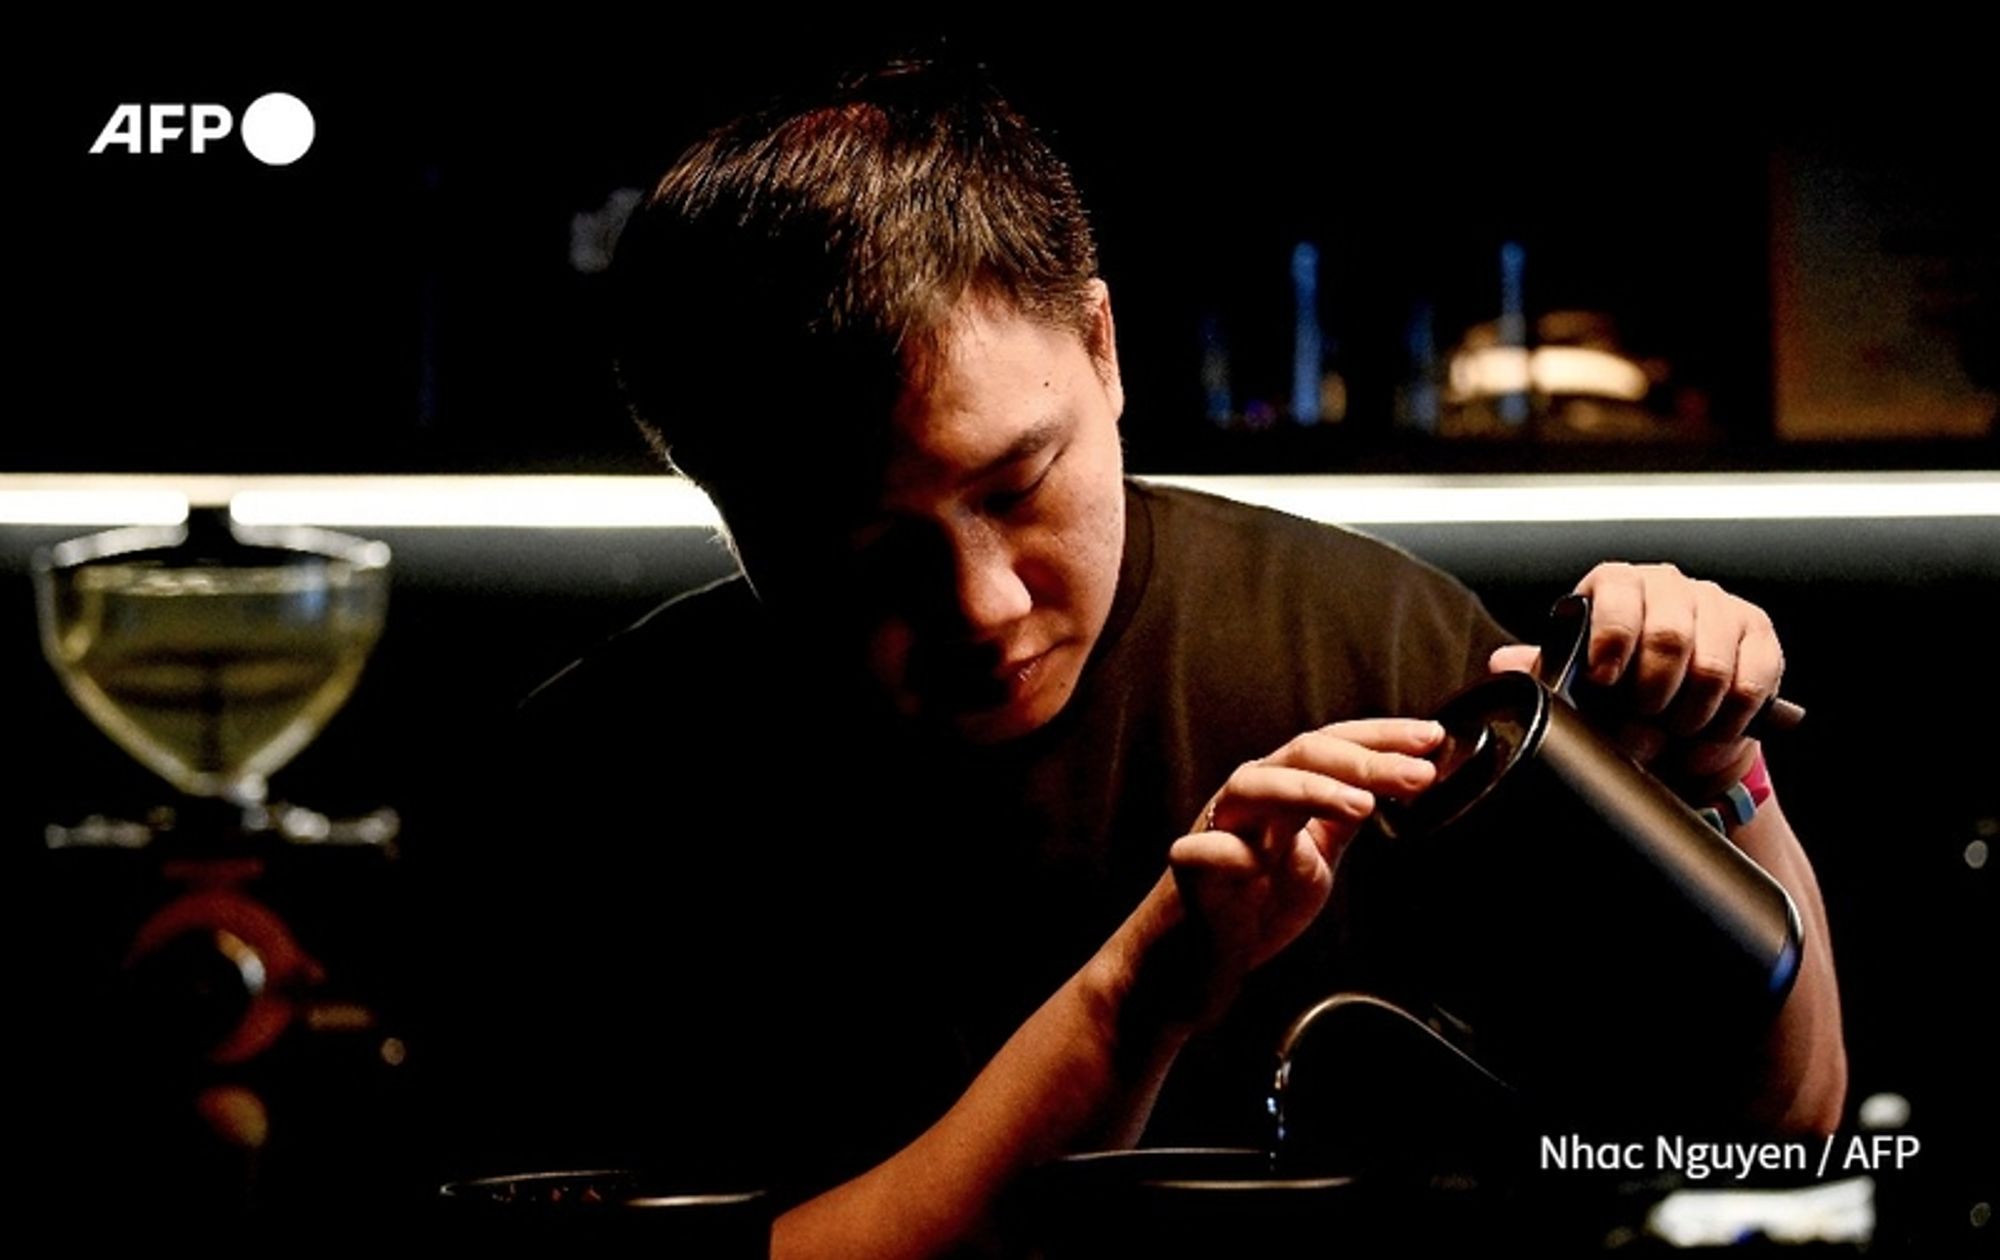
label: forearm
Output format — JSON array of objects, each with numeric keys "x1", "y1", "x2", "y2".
[
  {"x1": 770, "y1": 718, "x2": 1424, "y2": 1257},
  {"x1": 1729, "y1": 792, "x2": 1847, "y2": 1133},
  {"x1": 773, "y1": 873, "x2": 1197, "y2": 1260}
]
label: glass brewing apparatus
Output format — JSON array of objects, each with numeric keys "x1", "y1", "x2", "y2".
[{"x1": 34, "y1": 508, "x2": 391, "y2": 829}]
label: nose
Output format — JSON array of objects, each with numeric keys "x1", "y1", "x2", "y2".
[{"x1": 947, "y1": 519, "x2": 1033, "y2": 637}]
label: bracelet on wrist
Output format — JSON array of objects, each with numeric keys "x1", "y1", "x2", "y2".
[{"x1": 1696, "y1": 750, "x2": 1773, "y2": 834}]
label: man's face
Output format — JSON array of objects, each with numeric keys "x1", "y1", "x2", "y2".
[{"x1": 732, "y1": 283, "x2": 1127, "y2": 743}]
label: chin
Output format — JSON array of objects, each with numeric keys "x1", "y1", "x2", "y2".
[
  {"x1": 951, "y1": 708, "x2": 1047, "y2": 745},
  {"x1": 964, "y1": 680, "x2": 1083, "y2": 743},
  {"x1": 899, "y1": 644, "x2": 1086, "y2": 742}
]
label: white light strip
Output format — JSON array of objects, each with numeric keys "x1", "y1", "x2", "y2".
[
  {"x1": 1, "y1": 473, "x2": 1994, "y2": 528},
  {"x1": 0, "y1": 485, "x2": 189, "y2": 526},
  {"x1": 1144, "y1": 474, "x2": 2000, "y2": 523},
  {"x1": 228, "y1": 477, "x2": 723, "y2": 529}
]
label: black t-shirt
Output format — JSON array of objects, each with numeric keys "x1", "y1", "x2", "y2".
[{"x1": 432, "y1": 480, "x2": 1514, "y2": 1199}]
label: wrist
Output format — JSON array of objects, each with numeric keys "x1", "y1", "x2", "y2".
[
  {"x1": 1093, "y1": 875, "x2": 1237, "y2": 1041},
  {"x1": 1664, "y1": 738, "x2": 1763, "y2": 807}
]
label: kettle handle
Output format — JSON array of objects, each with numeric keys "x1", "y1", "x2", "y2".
[{"x1": 1536, "y1": 593, "x2": 1592, "y2": 701}]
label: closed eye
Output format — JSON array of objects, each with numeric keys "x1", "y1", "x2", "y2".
[{"x1": 986, "y1": 454, "x2": 1059, "y2": 516}]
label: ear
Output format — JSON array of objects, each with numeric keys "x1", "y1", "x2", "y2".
[{"x1": 1085, "y1": 278, "x2": 1123, "y2": 419}]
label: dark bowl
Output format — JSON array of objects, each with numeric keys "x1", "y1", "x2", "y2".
[
  {"x1": 1011, "y1": 1147, "x2": 1498, "y2": 1258},
  {"x1": 438, "y1": 1168, "x2": 770, "y2": 1255}
]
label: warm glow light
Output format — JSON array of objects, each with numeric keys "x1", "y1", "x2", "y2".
[
  {"x1": 1450, "y1": 346, "x2": 1533, "y2": 398},
  {"x1": 1532, "y1": 346, "x2": 1650, "y2": 401},
  {"x1": 1447, "y1": 345, "x2": 1650, "y2": 402}
]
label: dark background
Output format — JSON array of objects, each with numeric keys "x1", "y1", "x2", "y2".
[
  {"x1": 10, "y1": 16, "x2": 1995, "y2": 1250},
  {"x1": 13, "y1": 19, "x2": 1996, "y2": 474}
]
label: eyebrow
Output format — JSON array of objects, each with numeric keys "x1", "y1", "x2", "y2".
[
  {"x1": 843, "y1": 409, "x2": 1076, "y2": 542},
  {"x1": 965, "y1": 412, "x2": 1071, "y2": 485}
]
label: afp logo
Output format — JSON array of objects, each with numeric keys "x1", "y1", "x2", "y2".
[{"x1": 89, "y1": 92, "x2": 316, "y2": 166}]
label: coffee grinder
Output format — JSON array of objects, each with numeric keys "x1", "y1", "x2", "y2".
[{"x1": 31, "y1": 505, "x2": 410, "y2": 1225}]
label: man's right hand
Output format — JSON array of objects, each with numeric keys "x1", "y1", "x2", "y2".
[{"x1": 1165, "y1": 717, "x2": 1446, "y2": 1015}]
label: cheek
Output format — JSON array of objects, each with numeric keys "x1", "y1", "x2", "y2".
[
  {"x1": 1063, "y1": 474, "x2": 1126, "y2": 616},
  {"x1": 1025, "y1": 522, "x2": 1118, "y2": 636}
]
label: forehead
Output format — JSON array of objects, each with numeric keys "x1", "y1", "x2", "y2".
[
  {"x1": 712, "y1": 300, "x2": 1098, "y2": 548},
  {"x1": 883, "y1": 303, "x2": 1093, "y2": 490}
]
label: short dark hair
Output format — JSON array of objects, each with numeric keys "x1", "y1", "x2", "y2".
[{"x1": 609, "y1": 60, "x2": 1100, "y2": 503}]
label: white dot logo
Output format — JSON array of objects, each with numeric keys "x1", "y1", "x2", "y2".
[{"x1": 240, "y1": 92, "x2": 315, "y2": 166}]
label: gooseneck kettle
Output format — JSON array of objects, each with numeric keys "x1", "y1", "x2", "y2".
[{"x1": 1350, "y1": 595, "x2": 1805, "y2": 1126}]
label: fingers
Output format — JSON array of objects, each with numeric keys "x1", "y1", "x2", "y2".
[
  {"x1": 1630, "y1": 565, "x2": 1697, "y2": 717},
  {"x1": 1278, "y1": 718, "x2": 1447, "y2": 770},
  {"x1": 1170, "y1": 828, "x2": 1323, "y2": 882},
  {"x1": 1193, "y1": 719, "x2": 1443, "y2": 866},
  {"x1": 1489, "y1": 644, "x2": 1541, "y2": 677},
  {"x1": 1576, "y1": 563, "x2": 1696, "y2": 714},
  {"x1": 1573, "y1": 562, "x2": 1786, "y2": 776},
  {"x1": 1169, "y1": 823, "x2": 1336, "y2": 979},
  {"x1": 1715, "y1": 602, "x2": 1783, "y2": 743},
  {"x1": 1170, "y1": 830, "x2": 1267, "y2": 876},
  {"x1": 1576, "y1": 563, "x2": 1646, "y2": 688},
  {"x1": 1176, "y1": 718, "x2": 1451, "y2": 981},
  {"x1": 1204, "y1": 763, "x2": 1377, "y2": 850},
  {"x1": 1660, "y1": 579, "x2": 1741, "y2": 737}
]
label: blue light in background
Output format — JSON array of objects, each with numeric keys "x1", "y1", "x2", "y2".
[
  {"x1": 1199, "y1": 313, "x2": 1234, "y2": 426},
  {"x1": 1291, "y1": 242, "x2": 1323, "y2": 425},
  {"x1": 1498, "y1": 240, "x2": 1529, "y2": 426},
  {"x1": 1403, "y1": 300, "x2": 1440, "y2": 433}
]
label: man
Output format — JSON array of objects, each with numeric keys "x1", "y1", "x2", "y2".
[{"x1": 463, "y1": 60, "x2": 1843, "y2": 1258}]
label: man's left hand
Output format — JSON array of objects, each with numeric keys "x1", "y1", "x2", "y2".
[{"x1": 1489, "y1": 562, "x2": 1784, "y2": 798}]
